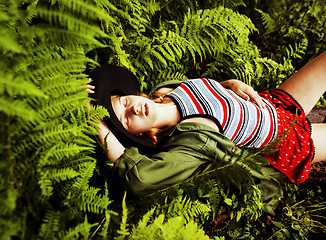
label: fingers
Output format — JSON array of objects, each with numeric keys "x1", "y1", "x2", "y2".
[
  {"x1": 247, "y1": 90, "x2": 266, "y2": 109},
  {"x1": 86, "y1": 78, "x2": 95, "y2": 94},
  {"x1": 235, "y1": 89, "x2": 250, "y2": 101},
  {"x1": 234, "y1": 84, "x2": 266, "y2": 109},
  {"x1": 87, "y1": 85, "x2": 95, "y2": 94}
]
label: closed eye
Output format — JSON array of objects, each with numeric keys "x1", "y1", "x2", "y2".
[
  {"x1": 123, "y1": 97, "x2": 128, "y2": 107},
  {"x1": 119, "y1": 97, "x2": 129, "y2": 128}
]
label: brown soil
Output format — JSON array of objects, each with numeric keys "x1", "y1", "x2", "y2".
[
  {"x1": 306, "y1": 107, "x2": 326, "y2": 183},
  {"x1": 307, "y1": 107, "x2": 326, "y2": 123}
]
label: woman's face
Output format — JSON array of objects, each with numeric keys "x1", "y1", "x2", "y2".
[{"x1": 111, "y1": 95, "x2": 158, "y2": 135}]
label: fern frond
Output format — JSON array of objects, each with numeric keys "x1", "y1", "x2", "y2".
[
  {"x1": 0, "y1": 31, "x2": 24, "y2": 53},
  {"x1": 39, "y1": 143, "x2": 93, "y2": 167},
  {"x1": 72, "y1": 160, "x2": 96, "y2": 191},
  {"x1": 46, "y1": 167, "x2": 80, "y2": 182},
  {"x1": 59, "y1": 216, "x2": 96, "y2": 240},
  {"x1": 132, "y1": 207, "x2": 156, "y2": 230},
  {"x1": 77, "y1": 187, "x2": 113, "y2": 214},
  {"x1": 0, "y1": 74, "x2": 46, "y2": 98},
  {"x1": 38, "y1": 172, "x2": 54, "y2": 197},
  {"x1": 0, "y1": 71, "x2": 45, "y2": 121},
  {"x1": 0, "y1": 97, "x2": 39, "y2": 122},
  {"x1": 36, "y1": 8, "x2": 109, "y2": 38},
  {"x1": 26, "y1": 57, "x2": 95, "y2": 83},
  {"x1": 26, "y1": 27, "x2": 108, "y2": 49},
  {"x1": 57, "y1": 155, "x2": 96, "y2": 170},
  {"x1": 16, "y1": 119, "x2": 97, "y2": 161},
  {"x1": 155, "y1": 44, "x2": 176, "y2": 62},
  {"x1": 39, "y1": 210, "x2": 61, "y2": 239},
  {"x1": 117, "y1": 192, "x2": 130, "y2": 239},
  {"x1": 106, "y1": 28, "x2": 131, "y2": 68},
  {"x1": 130, "y1": 214, "x2": 210, "y2": 239},
  {"x1": 255, "y1": 8, "x2": 276, "y2": 33},
  {"x1": 55, "y1": 0, "x2": 118, "y2": 24},
  {"x1": 39, "y1": 96, "x2": 87, "y2": 119},
  {"x1": 162, "y1": 196, "x2": 211, "y2": 222},
  {"x1": 167, "y1": 218, "x2": 210, "y2": 239}
]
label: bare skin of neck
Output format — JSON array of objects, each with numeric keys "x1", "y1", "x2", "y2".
[{"x1": 154, "y1": 96, "x2": 180, "y2": 128}]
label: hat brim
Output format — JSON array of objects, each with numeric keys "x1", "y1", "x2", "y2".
[{"x1": 89, "y1": 64, "x2": 157, "y2": 153}]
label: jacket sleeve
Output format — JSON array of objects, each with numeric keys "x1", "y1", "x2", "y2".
[{"x1": 113, "y1": 146, "x2": 207, "y2": 197}]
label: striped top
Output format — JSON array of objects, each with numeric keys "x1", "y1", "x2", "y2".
[{"x1": 168, "y1": 78, "x2": 278, "y2": 148}]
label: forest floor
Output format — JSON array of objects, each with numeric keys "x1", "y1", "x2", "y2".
[{"x1": 307, "y1": 107, "x2": 326, "y2": 123}]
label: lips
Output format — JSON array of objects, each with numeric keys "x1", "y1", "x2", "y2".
[
  {"x1": 140, "y1": 103, "x2": 149, "y2": 116},
  {"x1": 143, "y1": 103, "x2": 149, "y2": 116}
]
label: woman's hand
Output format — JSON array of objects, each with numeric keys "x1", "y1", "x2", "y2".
[{"x1": 220, "y1": 79, "x2": 265, "y2": 108}]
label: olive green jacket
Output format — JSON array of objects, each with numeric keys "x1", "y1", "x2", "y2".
[{"x1": 114, "y1": 122, "x2": 287, "y2": 215}]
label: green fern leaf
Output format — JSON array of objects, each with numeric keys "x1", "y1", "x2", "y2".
[
  {"x1": 36, "y1": 8, "x2": 110, "y2": 39},
  {"x1": 255, "y1": 8, "x2": 276, "y2": 33},
  {"x1": 39, "y1": 210, "x2": 61, "y2": 239},
  {"x1": 117, "y1": 192, "x2": 130, "y2": 239},
  {"x1": 72, "y1": 161, "x2": 96, "y2": 191},
  {"x1": 78, "y1": 187, "x2": 113, "y2": 214},
  {"x1": 59, "y1": 216, "x2": 97, "y2": 240}
]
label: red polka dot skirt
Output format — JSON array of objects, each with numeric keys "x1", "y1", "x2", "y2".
[{"x1": 259, "y1": 89, "x2": 315, "y2": 184}]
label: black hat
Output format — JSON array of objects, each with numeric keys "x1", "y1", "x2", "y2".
[{"x1": 89, "y1": 64, "x2": 157, "y2": 153}]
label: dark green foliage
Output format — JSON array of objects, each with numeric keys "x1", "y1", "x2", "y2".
[
  {"x1": 1, "y1": 0, "x2": 113, "y2": 238},
  {"x1": 1, "y1": 0, "x2": 326, "y2": 239}
]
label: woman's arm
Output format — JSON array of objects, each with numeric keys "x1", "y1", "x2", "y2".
[{"x1": 96, "y1": 120, "x2": 125, "y2": 163}]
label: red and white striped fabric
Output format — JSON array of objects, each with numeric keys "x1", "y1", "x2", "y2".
[{"x1": 169, "y1": 78, "x2": 278, "y2": 148}]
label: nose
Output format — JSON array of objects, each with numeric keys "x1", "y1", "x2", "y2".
[{"x1": 131, "y1": 104, "x2": 140, "y2": 115}]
